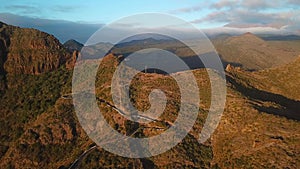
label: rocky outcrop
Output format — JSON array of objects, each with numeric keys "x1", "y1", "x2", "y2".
[
  {"x1": 66, "y1": 50, "x2": 80, "y2": 69},
  {"x1": 0, "y1": 23, "x2": 11, "y2": 74},
  {"x1": 0, "y1": 22, "x2": 71, "y2": 75},
  {"x1": 225, "y1": 64, "x2": 242, "y2": 72}
]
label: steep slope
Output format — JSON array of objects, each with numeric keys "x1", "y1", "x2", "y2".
[
  {"x1": 209, "y1": 61, "x2": 300, "y2": 168},
  {"x1": 226, "y1": 56, "x2": 300, "y2": 101},
  {"x1": 213, "y1": 33, "x2": 300, "y2": 70},
  {"x1": 211, "y1": 80, "x2": 300, "y2": 168},
  {"x1": 253, "y1": 56, "x2": 300, "y2": 100},
  {"x1": 0, "y1": 22, "x2": 75, "y2": 167},
  {"x1": 0, "y1": 22, "x2": 71, "y2": 76}
]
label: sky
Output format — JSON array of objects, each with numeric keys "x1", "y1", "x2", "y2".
[
  {"x1": 1, "y1": 0, "x2": 299, "y2": 42},
  {"x1": 0, "y1": 0, "x2": 209, "y2": 24}
]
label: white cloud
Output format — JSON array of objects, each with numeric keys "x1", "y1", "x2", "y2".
[
  {"x1": 179, "y1": 0, "x2": 300, "y2": 34},
  {"x1": 169, "y1": 5, "x2": 203, "y2": 14}
]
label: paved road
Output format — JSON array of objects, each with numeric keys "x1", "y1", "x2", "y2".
[
  {"x1": 62, "y1": 92, "x2": 160, "y2": 122},
  {"x1": 97, "y1": 98, "x2": 159, "y2": 122},
  {"x1": 68, "y1": 145, "x2": 97, "y2": 169}
]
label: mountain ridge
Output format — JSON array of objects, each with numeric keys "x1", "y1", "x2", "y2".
[
  {"x1": 213, "y1": 33, "x2": 300, "y2": 70},
  {"x1": 0, "y1": 22, "x2": 72, "y2": 75}
]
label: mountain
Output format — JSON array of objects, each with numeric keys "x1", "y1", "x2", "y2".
[
  {"x1": 0, "y1": 21, "x2": 71, "y2": 75},
  {"x1": 258, "y1": 34, "x2": 300, "y2": 41},
  {"x1": 0, "y1": 22, "x2": 299, "y2": 168},
  {"x1": 229, "y1": 56, "x2": 300, "y2": 101},
  {"x1": 210, "y1": 63, "x2": 300, "y2": 168},
  {"x1": 0, "y1": 22, "x2": 80, "y2": 168},
  {"x1": 213, "y1": 32, "x2": 300, "y2": 70},
  {"x1": 81, "y1": 54, "x2": 300, "y2": 168},
  {"x1": 111, "y1": 33, "x2": 300, "y2": 71},
  {"x1": 81, "y1": 42, "x2": 113, "y2": 59},
  {"x1": 63, "y1": 39, "x2": 83, "y2": 52}
]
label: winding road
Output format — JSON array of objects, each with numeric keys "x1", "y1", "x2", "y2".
[
  {"x1": 64, "y1": 92, "x2": 173, "y2": 168},
  {"x1": 62, "y1": 93, "x2": 161, "y2": 122},
  {"x1": 68, "y1": 145, "x2": 97, "y2": 169}
]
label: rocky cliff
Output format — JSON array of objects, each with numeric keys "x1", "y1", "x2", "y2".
[{"x1": 0, "y1": 22, "x2": 71, "y2": 76}]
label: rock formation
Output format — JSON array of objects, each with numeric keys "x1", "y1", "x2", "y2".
[{"x1": 0, "y1": 22, "x2": 71, "y2": 75}]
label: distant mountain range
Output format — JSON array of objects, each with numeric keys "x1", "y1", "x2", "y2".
[
  {"x1": 0, "y1": 13, "x2": 102, "y2": 43},
  {"x1": 1, "y1": 13, "x2": 300, "y2": 44},
  {"x1": 258, "y1": 34, "x2": 300, "y2": 41},
  {"x1": 103, "y1": 33, "x2": 300, "y2": 70}
]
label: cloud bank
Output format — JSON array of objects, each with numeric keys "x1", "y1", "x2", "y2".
[{"x1": 172, "y1": 0, "x2": 300, "y2": 35}]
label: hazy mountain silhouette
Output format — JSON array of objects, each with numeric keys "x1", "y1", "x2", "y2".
[{"x1": 0, "y1": 13, "x2": 102, "y2": 43}]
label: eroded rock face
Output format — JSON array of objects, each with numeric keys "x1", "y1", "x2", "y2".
[
  {"x1": 0, "y1": 22, "x2": 13, "y2": 90},
  {"x1": 0, "y1": 22, "x2": 71, "y2": 75},
  {"x1": 66, "y1": 50, "x2": 80, "y2": 69}
]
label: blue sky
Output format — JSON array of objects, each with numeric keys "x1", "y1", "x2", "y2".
[
  {"x1": 0, "y1": 0, "x2": 299, "y2": 42},
  {"x1": 1, "y1": 0, "x2": 298, "y2": 30},
  {"x1": 0, "y1": 0, "x2": 211, "y2": 25}
]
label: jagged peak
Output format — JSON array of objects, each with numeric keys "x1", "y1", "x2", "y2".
[
  {"x1": 64, "y1": 39, "x2": 82, "y2": 45},
  {"x1": 63, "y1": 39, "x2": 83, "y2": 51}
]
